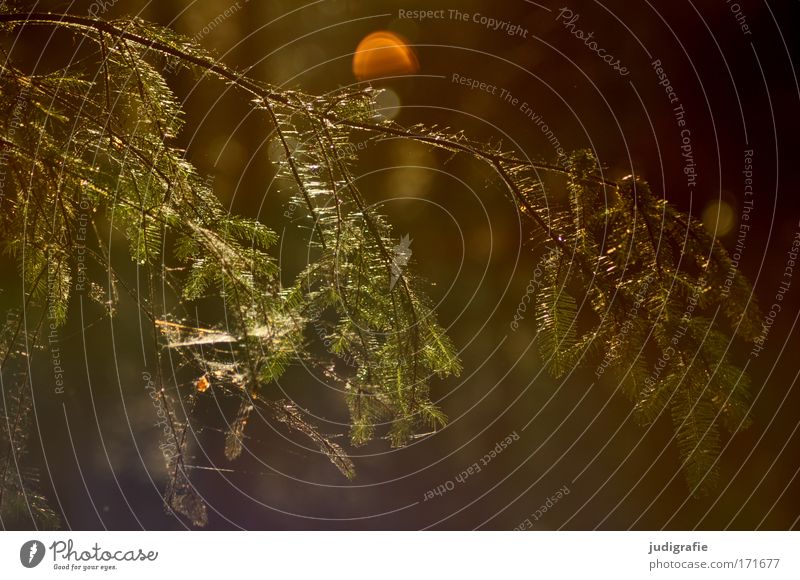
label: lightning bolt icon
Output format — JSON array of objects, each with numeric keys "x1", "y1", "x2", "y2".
[{"x1": 28, "y1": 543, "x2": 38, "y2": 564}]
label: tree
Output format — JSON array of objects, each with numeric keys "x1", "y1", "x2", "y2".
[{"x1": 0, "y1": 9, "x2": 762, "y2": 528}]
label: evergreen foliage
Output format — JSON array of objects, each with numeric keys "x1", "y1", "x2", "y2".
[{"x1": 0, "y1": 8, "x2": 761, "y2": 527}]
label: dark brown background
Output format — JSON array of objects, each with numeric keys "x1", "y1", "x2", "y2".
[{"x1": 2, "y1": 0, "x2": 799, "y2": 529}]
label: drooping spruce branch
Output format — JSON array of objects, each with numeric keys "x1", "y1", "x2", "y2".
[{"x1": 0, "y1": 8, "x2": 763, "y2": 529}]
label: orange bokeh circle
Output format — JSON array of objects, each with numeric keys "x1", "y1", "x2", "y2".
[{"x1": 352, "y1": 31, "x2": 420, "y2": 81}]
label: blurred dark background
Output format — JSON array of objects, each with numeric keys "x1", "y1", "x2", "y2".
[{"x1": 2, "y1": 0, "x2": 800, "y2": 529}]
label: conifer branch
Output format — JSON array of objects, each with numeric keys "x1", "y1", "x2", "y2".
[{"x1": 0, "y1": 8, "x2": 764, "y2": 529}]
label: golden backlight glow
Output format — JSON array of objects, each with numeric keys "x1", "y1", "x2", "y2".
[
  {"x1": 702, "y1": 200, "x2": 736, "y2": 237},
  {"x1": 353, "y1": 31, "x2": 420, "y2": 81}
]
